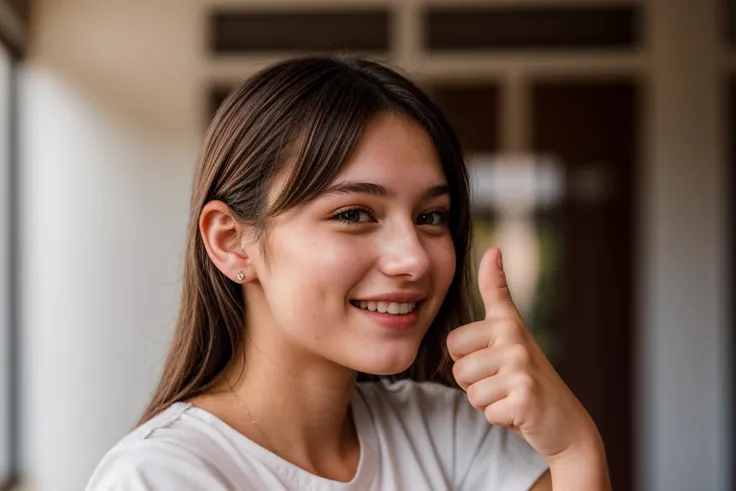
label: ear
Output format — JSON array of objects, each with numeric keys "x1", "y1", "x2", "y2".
[{"x1": 199, "y1": 200, "x2": 257, "y2": 283}]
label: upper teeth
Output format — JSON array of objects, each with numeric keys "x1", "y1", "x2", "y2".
[{"x1": 358, "y1": 301, "x2": 416, "y2": 315}]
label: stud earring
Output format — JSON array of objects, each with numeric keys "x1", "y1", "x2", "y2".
[{"x1": 236, "y1": 271, "x2": 245, "y2": 281}]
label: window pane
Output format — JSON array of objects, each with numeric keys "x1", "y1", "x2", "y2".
[{"x1": 0, "y1": 42, "x2": 11, "y2": 484}]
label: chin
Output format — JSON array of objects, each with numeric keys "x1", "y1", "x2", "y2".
[{"x1": 349, "y1": 345, "x2": 419, "y2": 376}]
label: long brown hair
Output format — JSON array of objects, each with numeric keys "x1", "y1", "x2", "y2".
[{"x1": 138, "y1": 57, "x2": 472, "y2": 425}]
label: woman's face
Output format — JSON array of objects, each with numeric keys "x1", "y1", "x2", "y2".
[{"x1": 245, "y1": 113, "x2": 456, "y2": 375}]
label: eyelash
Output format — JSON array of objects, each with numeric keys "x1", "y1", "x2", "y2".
[
  {"x1": 329, "y1": 206, "x2": 450, "y2": 227},
  {"x1": 417, "y1": 209, "x2": 450, "y2": 226},
  {"x1": 329, "y1": 206, "x2": 376, "y2": 225}
]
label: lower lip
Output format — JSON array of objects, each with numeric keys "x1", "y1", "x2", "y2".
[{"x1": 351, "y1": 303, "x2": 421, "y2": 331}]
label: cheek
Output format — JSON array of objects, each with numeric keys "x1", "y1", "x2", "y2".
[
  {"x1": 269, "y1": 231, "x2": 370, "y2": 307},
  {"x1": 267, "y1": 234, "x2": 372, "y2": 344}
]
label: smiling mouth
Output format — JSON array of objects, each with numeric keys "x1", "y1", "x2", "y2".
[{"x1": 349, "y1": 300, "x2": 420, "y2": 315}]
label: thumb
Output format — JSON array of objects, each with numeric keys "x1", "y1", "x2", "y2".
[{"x1": 478, "y1": 247, "x2": 516, "y2": 319}]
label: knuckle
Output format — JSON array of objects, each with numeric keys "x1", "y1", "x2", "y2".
[
  {"x1": 446, "y1": 329, "x2": 460, "y2": 353},
  {"x1": 452, "y1": 360, "x2": 468, "y2": 384},
  {"x1": 515, "y1": 373, "x2": 537, "y2": 395},
  {"x1": 515, "y1": 391, "x2": 534, "y2": 413},
  {"x1": 484, "y1": 404, "x2": 509, "y2": 427},
  {"x1": 507, "y1": 344, "x2": 530, "y2": 367},
  {"x1": 466, "y1": 383, "x2": 484, "y2": 409},
  {"x1": 446, "y1": 327, "x2": 459, "y2": 345},
  {"x1": 483, "y1": 403, "x2": 495, "y2": 421}
]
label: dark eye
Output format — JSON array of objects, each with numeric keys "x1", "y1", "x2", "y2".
[
  {"x1": 331, "y1": 207, "x2": 374, "y2": 224},
  {"x1": 417, "y1": 210, "x2": 448, "y2": 226}
]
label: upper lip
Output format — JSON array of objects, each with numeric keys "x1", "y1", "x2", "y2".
[{"x1": 352, "y1": 292, "x2": 427, "y2": 303}]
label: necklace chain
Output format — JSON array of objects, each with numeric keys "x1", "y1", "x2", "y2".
[{"x1": 227, "y1": 380, "x2": 275, "y2": 453}]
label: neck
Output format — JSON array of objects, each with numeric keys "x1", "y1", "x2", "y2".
[{"x1": 225, "y1": 329, "x2": 359, "y2": 475}]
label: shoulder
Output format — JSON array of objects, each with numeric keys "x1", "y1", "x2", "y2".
[{"x1": 85, "y1": 403, "x2": 233, "y2": 491}]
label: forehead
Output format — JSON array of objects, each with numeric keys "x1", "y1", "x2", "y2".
[{"x1": 335, "y1": 112, "x2": 446, "y2": 184}]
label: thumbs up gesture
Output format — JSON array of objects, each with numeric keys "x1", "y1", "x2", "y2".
[{"x1": 447, "y1": 248, "x2": 609, "y2": 479}]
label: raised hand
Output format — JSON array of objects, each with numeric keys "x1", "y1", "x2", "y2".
[{"x1": 447, "y1": 247, "x2": 609, "y2": 487}]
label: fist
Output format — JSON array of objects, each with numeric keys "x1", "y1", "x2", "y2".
[{"x1": 447, "y1": 247, "x2": 600, "y2": 460}]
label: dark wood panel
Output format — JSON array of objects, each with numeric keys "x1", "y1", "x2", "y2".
[
  {"x1": 425, "y1": 5, "x2": 640, "y2": 51},
  {"x1": 533, "y1": 80, "x2": 638, "y2": 491},
  {"x1": 727, "y1": 0, "x2": 736, "y2": 48},
  {"x1": 210, "y1": 9, "x2": 390, "y2": 54},
  {"x1": 427, "y1": 84, "x2": 499, "y2": 154}
]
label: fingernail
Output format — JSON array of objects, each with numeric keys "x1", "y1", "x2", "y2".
[{"x1": 496, "y1": 249, "x2": 503, "y2": 269}]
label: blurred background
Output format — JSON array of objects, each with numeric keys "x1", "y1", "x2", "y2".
[{"x1": 0, "y1": 0, "x2": 733, "y2": 490}]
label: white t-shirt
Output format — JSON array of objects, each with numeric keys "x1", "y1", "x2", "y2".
[{"x1": 87, "y1": 380, "x2": 548, "y2": 490}]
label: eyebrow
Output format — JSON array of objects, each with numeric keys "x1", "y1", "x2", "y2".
[{"x1": 320, "y1": 181, "x2": 450, "y2": 200}]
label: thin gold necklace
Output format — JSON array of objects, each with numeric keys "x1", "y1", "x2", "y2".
[{"x1": 226, "y1": 379, "x2": 276, "y2": 453}]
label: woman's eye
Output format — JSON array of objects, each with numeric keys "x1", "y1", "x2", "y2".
[
  {"x1": 332, "y1": 208, "x2": 374, "y2": 224},
  {"x1": 417, "y1": 210, "x2": 448, "y2": 226}
]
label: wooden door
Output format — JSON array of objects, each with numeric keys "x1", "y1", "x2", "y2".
[{"x1": 532, "y1": 80, "x2": 638, "y2": 491}]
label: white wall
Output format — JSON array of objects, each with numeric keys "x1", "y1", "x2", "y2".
[
  {"x1": 17, "y1": 1, "x2": 732, "y2": 490},
  {"x1": 19, "y1": 1, "x2": 203, "y2": 490}
]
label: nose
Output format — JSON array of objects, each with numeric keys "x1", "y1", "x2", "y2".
[{"x1": 377, "y1": 222, "x2": 431, "y2": 280}]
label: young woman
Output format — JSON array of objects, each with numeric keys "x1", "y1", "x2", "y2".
[{"x1": 86, "y1": 57, "x2": 609, "y2": 490}]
